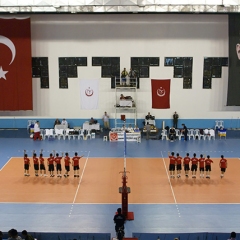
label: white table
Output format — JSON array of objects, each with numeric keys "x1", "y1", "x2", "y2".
[
  {"x1": 83, "y1": 122, "x2": 100, "y2": 131},
  {"x1": 55, "y1": 124, "x2": 68, "y2": 130},
  {"x1": 119, "y1": 100, "x2": 133, "y2": 107}
]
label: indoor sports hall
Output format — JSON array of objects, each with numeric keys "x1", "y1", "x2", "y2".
[{"x1": 0, "y1": 132, "x2": 240, "y2": 240}]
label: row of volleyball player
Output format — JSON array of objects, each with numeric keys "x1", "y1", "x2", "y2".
[
  {"x1": 23, "y1": 150, "x2": 84, "y2": 178},
  {"x1": 168, "y1": 151, "x2": 227, "y2": 179}
]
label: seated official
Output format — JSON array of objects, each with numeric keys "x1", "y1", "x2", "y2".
[
  {"x1": 127, "y1": 124, "x2": 134, "y2": 132},
  {"x1": 145, "y1": 112, "x2": 154, "y2": 120},
  {"x1": 61, "y1": 118, "x2": 68, "y2": 125},
  {"x1": 134, "y1": 125, "x2": 140, "y2": 132},
  {"x1": 54, "y1": 118, "x2": 61, "y2": 127},
  {"x1": 89, "y1": 117, "x2": 98, "y2": 125},
  {"x1": 120, "y1": 94, "x2": 125, "y2": 100},
  {"x1": 169, "y1": 127, "x2": 176, "y2": 141}
]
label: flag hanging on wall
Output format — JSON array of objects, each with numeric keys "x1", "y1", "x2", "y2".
[
  {"x1": 0, "y1": 18, "x2": 32, "y2": 111},
  {"x1": 80, "y1": 79, "x2": 99, "y2": 109},
  {"x1": 151, "y1": 79, "x2": 171, "y2": 109}
]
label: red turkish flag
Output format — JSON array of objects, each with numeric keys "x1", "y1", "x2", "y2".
[
  {"x1": 0, "y1": 18, "x2": 32, "y2": 111},
  {"x1": 151, "y1": 79, "x2": 170, "y2": 109}
]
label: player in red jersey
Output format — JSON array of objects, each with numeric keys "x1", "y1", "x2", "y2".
[
  {"x1": 39, "y1": 152, "x2": 47, "y2": 177},
  {"x1": 176, "y1": 153, "x2": 182, "y2": 178},
  {"x1": 64, "y1": 152, "x2": 71, "y2": 178},
  {"x1": 54, "y1": 153, "x2": 62, "y2": 177},
  {"x1": 168, "y1": 151, "x2": 176, "y2": 178},
  {"x1": 23, "y1": 152, "x2": 30, "y2": 176},
  {"x1": 72, "y1": 152, "x2": 84, "y2": 177},
  {"x1": 205, "y1": 155, "x2": 213, "y2": 179},
  {"x1": 47, "y1": 153, "x2": 55, "y2": 177},
  {"x1": 183, "y1": 153, "x2": 191, "y2": 177},
  {"x1": 191, "y1": 153, "x2": 198, "y2": 178},
  {"x1": 219, "y1": 155, "x2": 227, "y2": 178},
  {"x1": 32, "y1": 152, "x2": 39, "y2": 177},
  {"x1": 198, "y1": 154, "x2": 205, "y2": 178}
]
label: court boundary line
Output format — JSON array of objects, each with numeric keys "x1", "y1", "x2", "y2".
[
  {"x1": 0, "y1": 157, "x2": 13, "y2": 171},
  {"x1": 1, "y1": 202, "x2": 240, "y2": 205}
]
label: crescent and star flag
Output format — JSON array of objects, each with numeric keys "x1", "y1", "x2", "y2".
[
  {"x1": 151, "y1": 79, "x2": 171, "y2": 109},
  {"x1": 80, "y1": 79, "x2": 99, "y2": 109},
  {"x1": 0, "y1": 18, "x2": 32, "y2": 111}
]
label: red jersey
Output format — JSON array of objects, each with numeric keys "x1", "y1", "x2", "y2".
[
  {"x1": 39, "y1": 157, "x2": 44, "y2": 165},
  {"x1": 219, "y1": 158, "x2": 227, "y2": 168},
  {"x1": 169, "y1": 156, "x2": 176, "y2": 165},
  {"x1": 24, "y1": 157, "x2": 30, "y2": 165},
  {"x1": 176, "y1": 156, "x2": 182, "y2": 165},
  {"x1": 191, "y1": 157, "x2": 198, "y2": 165},
  {"x1": 205, "y1": 158, "x2": 213, "y2": 166},
  {"x1": 47, "y1": 157, "x2": 55, "y2": 165},
  {"x1": 183, "y1": 157, "x2": 190, "y2": 165},
  {"x1": 54, "y1": 157, "x2": 62, "y2": 164},
  {"x1": 199, "y1": 158, "x2": 205, "y2": 168},
  {"x1": 64, "y1": 156, "x2": 70, "y2": 166},
  {"x1": 33, "y1": 157, "x2": 39, "y2": 165},
  {"x1": 72, "y1": 156, "x2": 81, "y2": 166}
]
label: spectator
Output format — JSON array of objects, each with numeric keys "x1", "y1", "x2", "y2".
[
  {"x1": 8, "y1": 229, "x2": 22, "y2": 240},
  {"x1": 228, "y1": 232, "x2": 236, "y2": 240},
  {"x1": 0, "y1": 231, "x2": 2, "y2": 240},
  {"x1": 121, "y1": 68, "x2": 128, "y2": 85},
  {"x1": 21, "y1": 230, "x2": 34, "y2": 240}
]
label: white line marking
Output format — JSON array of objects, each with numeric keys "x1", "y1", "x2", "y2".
[
  {"x1": 69, "y1": 151, "x2": 90, "y2": 217},
  {"x1": 161, "y1": 151, "x2": 181, "y2": 217},
  {"x1": 0, "y1": 157, "x2": 13, "y2": 171}
]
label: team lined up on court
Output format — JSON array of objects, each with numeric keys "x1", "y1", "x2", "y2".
[
  {"x1": 168, "y1": 152, "x2": 227, "y2": 179},
  {"x1": 23, "y1": 150, "x2": 84, "y2": 178}
]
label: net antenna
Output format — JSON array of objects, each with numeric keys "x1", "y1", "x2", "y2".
[{"x1": 124, "y1": 131, "x2": 127, "y2": 173}]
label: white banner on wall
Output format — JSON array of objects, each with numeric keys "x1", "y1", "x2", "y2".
[{"x1": 80, "y1": 79, "x2": 99, "y2": 110}]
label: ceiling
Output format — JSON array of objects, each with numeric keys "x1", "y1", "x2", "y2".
[{"x1": 0, "y1": 0, "x2": 240, "y2": 13}]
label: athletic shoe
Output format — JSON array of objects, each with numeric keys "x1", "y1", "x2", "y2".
[{"x1": 44, "y1": 174, "x2": 47, "y2": 177}]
